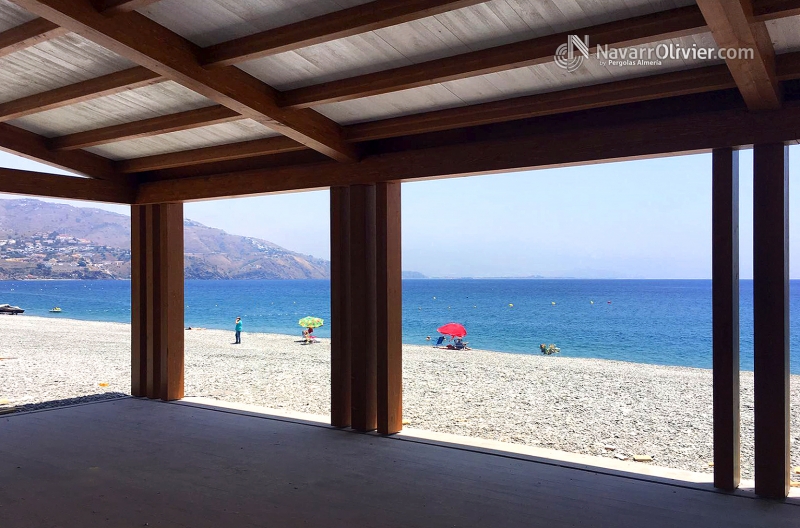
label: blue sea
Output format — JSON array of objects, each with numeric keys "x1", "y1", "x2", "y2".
[{"x1": 1, "y1": 279, "x2": 799, "y2": 374}]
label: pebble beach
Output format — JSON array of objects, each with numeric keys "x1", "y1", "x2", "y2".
[{"x1": 2, "y1": 315, "x2": 799, "y2": 480}]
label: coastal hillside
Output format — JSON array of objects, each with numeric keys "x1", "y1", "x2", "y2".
[{"x1": 0, "y1": 199, "x2": 330, "y2": 280}]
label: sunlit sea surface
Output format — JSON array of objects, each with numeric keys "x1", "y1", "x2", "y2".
[{"x1": 1, "y1": 279, "x2": 797, "y2": 373}]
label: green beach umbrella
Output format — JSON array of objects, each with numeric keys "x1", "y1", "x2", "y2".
[{"x1": 298, "y1": 316, "x2": 324, "y2": 328}]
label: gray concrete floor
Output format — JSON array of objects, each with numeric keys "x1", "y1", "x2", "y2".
[{"x1": 0, "y1": 397, "x2": 798, "y2": 528}]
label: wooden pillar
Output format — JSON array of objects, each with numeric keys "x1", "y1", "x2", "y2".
[
  {"x1": 753, "y1": 143, "x2": 790, "y2": 499},
  {"x1": 131, "y1": 205, "x2": 147, "y2": 397},
  {"x1": 349, "y1": 184, "x2": 378, "y2": 432},
  {"x1": 376, "y1": 182, "x2": 403, "y2": 435},
  {"x1": 131, "y1": 203, "x2": 185, "y2": 401},
  {"x1": 712, "y1": 148, "x2": 740, "y2": 490},
  {"x1": 330, "y1": 186, "x2": 352, "y2": 428}
]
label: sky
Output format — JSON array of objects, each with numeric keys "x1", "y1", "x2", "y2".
[{"x1": 2, "y1": 146, "x2": 800, "y2": 279}]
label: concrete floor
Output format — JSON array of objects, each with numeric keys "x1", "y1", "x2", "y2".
[{"x1": 0, "y1": 397, "x2": 798, "y2": 528}]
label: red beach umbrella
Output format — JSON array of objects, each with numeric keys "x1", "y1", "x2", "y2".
[{"x1": 437, "y1": 322, "x2": 467, "y2": 337}]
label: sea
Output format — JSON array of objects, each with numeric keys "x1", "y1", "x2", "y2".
[{"x1": 1, "y1": 279, "x2": 799, "y2": 374}]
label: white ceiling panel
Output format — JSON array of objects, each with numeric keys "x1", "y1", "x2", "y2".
[
  {"x1": 0, "y1": 0, "x2": 37, "y2": 33},
  {"x1": 0, "y1": 33, "x2": 134, "y2": 104},
  {"x1": 86, "y1": 119, "x2": 278, "y2": 161},
  {"x1": 9, "y1": 81, "x2": 213, "y2": 137},
  {"x1": 317, "y1": 32, "x2": 721, "y2": 125}
]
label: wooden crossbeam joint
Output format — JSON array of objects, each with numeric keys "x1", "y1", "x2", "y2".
[{"x1": 696, "y1": 0, "x2": 781, "y2": 110}]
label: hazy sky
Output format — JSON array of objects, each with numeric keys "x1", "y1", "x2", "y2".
[{"x1": 3, "y1": 146, "x2": 800, "y2": 279}]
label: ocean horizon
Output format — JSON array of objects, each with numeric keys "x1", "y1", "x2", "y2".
[{"x1": 1, "y1": 278, "x2": 798, "y2": 374}]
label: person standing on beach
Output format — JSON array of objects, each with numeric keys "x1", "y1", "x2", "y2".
[{"x1": 234, "y1": 317, "x2": 242, "y2": 344}]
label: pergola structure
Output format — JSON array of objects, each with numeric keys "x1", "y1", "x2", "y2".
[{"x1": 0, "y1": 0, "x2": 797, "y2": 502}]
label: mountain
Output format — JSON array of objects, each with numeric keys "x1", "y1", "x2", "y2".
[{"x1": 0, "y1": 199, "x2": 329, "y2": 280}]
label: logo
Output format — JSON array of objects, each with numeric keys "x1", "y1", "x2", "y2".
[{"x1": 554, "y1": 35, "x2": 590, "y2": 72}]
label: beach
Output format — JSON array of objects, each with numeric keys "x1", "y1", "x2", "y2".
[{"x1": 2, "y1": 315, "x2": 799, "y2": 480}]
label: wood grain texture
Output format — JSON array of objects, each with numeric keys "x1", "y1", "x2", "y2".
[
  {"x1": 144, "y1": 204, "x2": 161, "y2": 400},
  {"x1": 349, "y1": 184, "x2": 378, "y2": 432},
  {"x1": 157, "y1": 202, "x2": 184, "y2": 401},
  {"x1": 94, "y1": 0, "x2": 162, "y2": 15},
  {"x1": 117, "y1": 135, "x2": 304, "y2": 173},
  {"x1": 135, "y1": 92, "x2": 800, "y2": 203},
  {"x1": 711, "y1": 148, "x2": 740, "y2": 491},
  {"x1": 0, "y1": 17, "x2": 67, "y2": 58},
  {"x1": 12, "y1": 0, "x2": 358, "y2": 161},
  {"x1": 0, "y1": 122, "x2": 125, "y2": 181},
  {"x1": 280, "y1": 6, "x2": 708, "y2": 108},
  {"x1": 0, "y1": 166, "x2": 133, "y2": 202},
  {"x1": 330, "y1": 186, "x2": 352, "y2": 428},
  {"x1": 696, "y1": 0, "x2": 781, "y2": 110},
  {"x1": 752, "y1": 0, "x2": 800, "y2": 21},
  {"x1": 200, "y1": 0, "x2": 486, "y2": 67},
  {"x1": 0, "y1": 66, "x2": 163, "y2": 122},
  {"x1": 752, "y1": 143, "x2": 790, "y2": 499},
  {"x1": 50, "y1": 105, "x2": 241, "y2": 150},
  {"x1": 376, "y1": 181, "x2": 402, "y2": 435},
  {"x1": 130, "y1": 204, "x2": 147, "y2": 396}
]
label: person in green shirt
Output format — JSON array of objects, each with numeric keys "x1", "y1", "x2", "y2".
[{"x1": 234, "y1": 317, "x2": 242, "y2": 344}]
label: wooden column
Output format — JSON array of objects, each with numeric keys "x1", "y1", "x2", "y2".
[
  {"x1": 376, "y1": 182, "x2": 403, "y2": 435},
  {"x1": 712, "y1": 148, "x2": 740, "y2": 490},
  {"x1": 130, "y1": 205, "x2": 147, "y2": 397},
  {"x1": 131, "y1": 203, "x2": 185, "y2": 401},
  {"x1": 753, "y1": 143, "x2": 790, "y2": 499},
  {"x1": 349, "y1": 184, "x2": 378, "y2": 432},
  {"x1": 330, "y1": 186, "x2": 352, "y2": 428}
]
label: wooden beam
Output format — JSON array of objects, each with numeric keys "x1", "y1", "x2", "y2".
[
  {"x1": 144, "y1": 204, "x2": 160, "y2": 399},
  {"x1": 696, "y1": 0, "x2": 781, "y2": 110},
  {"x1": 0, "y1": 66, "x2": 163, "y2": 122},
  {"x1": 752, "y1": 0, "x2": 800, "y2": 21},
  {"x1": 0, "y1": 122, "x2": 125, "y2": 181},
  {"x1": 200, "y1": 0, "x2": 486, "y2": 68},
  {"x1": 12, "y1": 0, "x2": 358, "y2": 162},
  {"x1": 157, "y1": 202, "x2": 184, "y2": 401},
  {"x1": 131, "y1": 204, "x2": 147, "y2": 396},
  {"x1": 712, "y1": 147, "x2": 740, "y2": 491},
  {"x1": 0, "y1": 17, "x2": 68, "y2": 59},
  {"x1": 349, "y1": 184, "x2": 378, "y2": 432},
  {"x1": 347, "y1": 64, "x2": 738, "y2": 141},
  {"x1": 116, "y1": 52, "x2": 800, "y2": 176},
  {"x1": 376, "y1": 181, "x2": 402, "y2": 435},
  {"x1": 94, "y1": 0, "x2": 162, "y2": 15},
  {"x1": 117, "y1": 136, "x2": 305, "y2": 173},
  {"x1": 50, "y1": 105, "x2": 241, "y2": 150},
  {"x1": 0, "y1": 167, "x2": 133, "y2": 203},
  {"x1": 330, "y1": 186, "x2": 352, "y2": 428},
  {"x1": 135, "y1": 92, "x2": 800, "y2": 203},
  {"x1": 280, "y1": 6, "x2": 707, "y2": 108},
  {"x1": 752, "y1": 143, "x2": 790, "y2": 499}
]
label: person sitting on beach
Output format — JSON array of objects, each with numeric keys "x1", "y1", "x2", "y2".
[{"x1": 304, "y1": 327, "x2": 316, "y2": 344}]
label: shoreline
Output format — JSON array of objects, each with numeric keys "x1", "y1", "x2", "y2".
[
  {"x1": 2, "y1": 315, "x2": 799, "y2": 481},
  {"x1": 0, "y1": 313, "x2": 739, "y2": 373}
]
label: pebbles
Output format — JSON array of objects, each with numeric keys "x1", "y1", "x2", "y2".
[{"x1": 2, "y1": 315, "x2": 800, "y2": 480}]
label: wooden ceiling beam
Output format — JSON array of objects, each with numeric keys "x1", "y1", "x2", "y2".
[
  {"x1": 117, "y1": 136, "x2": 306, "y2": 173},
  {"x1": 346, "y1": 64, "x2": 738, "y2": 141},
  {"x1": 136, "y1": 93, "x2": 800, "y2": 203},
  {"x1": 0, "y1": 122, "x2": 126, "y2": 182},
  {"x1": 696, "y1": 0, "x2": 781, "y2": 110},
  {"x1": 279, "y1": 6, "x2": 708, "y2": 108},
  {"x1": 0, "y1": 17, "x2": 68, "y2": 58},
  {"x1": 0, "y1": 167, "x2": 134, "y2": 203},
  {"x1": 118, "y1": 52, "x2": 800, "y2": 173},
  {"x1": 50, "y1": 105, "x2": 241, "y2": 150},
  {"x1": 200, "y1": 0, "x2": 487, "y2": 68},
  {"x1": 10, "y1": 0, "x2": 358, "y2": 162},
  {"x1": 93, "y1": 0, "x2": 162, "y2": 16},
  {"x1": 752, "y1": 0, "x2": 800, "y2": 21},
  {"x1": 0, "y1": 66, "x2": 163, "y2": 122}
]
